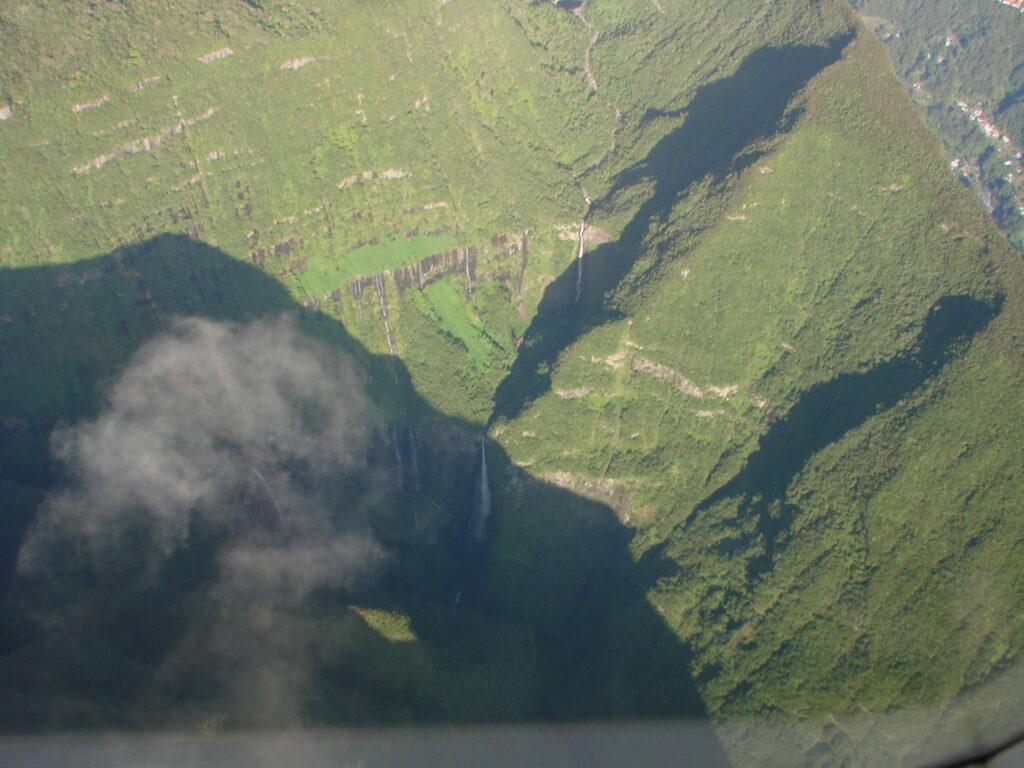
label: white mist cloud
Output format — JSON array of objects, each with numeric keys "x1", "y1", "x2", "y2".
[{"x1": 16, "y1": 315, "x2": 388, "y2": 726}]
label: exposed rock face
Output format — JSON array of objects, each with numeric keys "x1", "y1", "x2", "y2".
[
  {"x1": 392, "y1": 246, "x2": 482, "y2": 292},
  {"x1": 343, "y1": 233, "x2": 527, "y2": 300}
]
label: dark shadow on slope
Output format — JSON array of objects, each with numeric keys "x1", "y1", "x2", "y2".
[
  {"x1": 489, "y1": 36, "x2": 853, "y2": 425},
  {"x1": 0, "y1": 234, "x2": 410, "y2": 599},
  {"x1": 0, "y1": 235, "x2": 726, "y2": 764},
  {"x1": 308, "y1": 464, "x2": 721, "y2": 737},
  {"x1": 474, "y1": 457, "x2": 713, "y2": 723},
  {"x1": 693, "y1": 293, "x2": 1001, "y2": 579},
  {"x1": 996, "y1": 84, "x2": 1024, "y2": 118}
]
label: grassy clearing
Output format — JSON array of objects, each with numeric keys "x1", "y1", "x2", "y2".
[
  {"x1": 294, "y1": 234, "x2": 455, "y2": 297},
  {"x1": 423, "y1": 278, "x2": 493, "y2": 367}
]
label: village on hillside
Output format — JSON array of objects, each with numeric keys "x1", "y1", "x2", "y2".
[{"x1": 995, "y1": 0, "x2": 1024, "y2": 12}]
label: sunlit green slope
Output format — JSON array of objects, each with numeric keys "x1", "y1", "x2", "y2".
[
  {"x1": 0, "y1": 0, "x2": 860, "y2": 423},
  {"x1": 0, "y1": 0, "x2": 603, "y2": 421},
  {"x1": 486, "y1": 12, "x2": 1024, "y2": 767}
]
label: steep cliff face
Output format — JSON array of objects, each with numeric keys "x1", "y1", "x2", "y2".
[{"x1": 2, "y1": 0, "x2": 1024, "y2": 765}]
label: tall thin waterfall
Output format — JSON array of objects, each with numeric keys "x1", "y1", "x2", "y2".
[
  {"x1": 374, "y1": 273, "x2": 399, "y2": 382},
  {"x1": 575, "y1": 218, "x2": 586, "y2": 302},
  {"x1": 407, "y1": 428, "x2": 420, "y2": 493},
  {"x1": 390, "y1": 427, "x2": 405, "y2": 492},
  {"x1": 472, "y1": 435, "x2": 491, "y2": 542},
  {"x1": 250, "y1": 466, "x2": 286, "y2": 527},
  {"x1": 575, "y1": 189, "x2": 591, "y2": 303},
  {"x1": 353, "y1": 279, "x2": 364, "y2": 321}
]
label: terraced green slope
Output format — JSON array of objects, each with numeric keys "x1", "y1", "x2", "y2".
[
  {"x1": 0, "y1": 0, "x2": 596, "y2": 422},
  {"x1": 2, "y1": 0, "x2": 1024, "y2": 765},
  {"x1": 0, "y1": 0, "x2": 862, "y2": 422}
]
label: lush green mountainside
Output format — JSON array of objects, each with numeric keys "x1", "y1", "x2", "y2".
[
  {"x1": 852, "y1": 0, "x2": 1024, "y2": 249},
  {"x1": 488, "y1": 19, "x2": 1024, "y2": 764},
  {"x1": 2, "y1": 1, "x2": 1023, "y2": 765},
  {"x1": 0, "y1": 0, "x2": 859, "y2": 418}
]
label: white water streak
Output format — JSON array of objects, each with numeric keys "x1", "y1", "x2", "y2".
[
  {"x1": 391, "y1": 428, "x2": 405, "y2": 491},
  {"x1": 251, "y1": 466, "x2": 286, "y2": 527},
  {"x1": 575, "y1": 219, "x2": 586, "y2": 302},
  {"x1": 407, "y1": 429, "x2": 420, "y2": 493},
  {"x1": 472, "y1": 435, "x2": 491, "y2": 541},
  {"x1": 374, "y1": 274, "x2": 399, "y2": 383}
]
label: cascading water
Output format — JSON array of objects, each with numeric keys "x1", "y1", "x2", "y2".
[
  {"x1": 471, "y1": 435, "x2": 491, "y2": 542},
  {"x1": 568, "y1": 0, "x2": 621, "y2": 306},
  {"x1": 575, "y1": 217, "x2": 586, "y2": 302},
  {"x1": 374, "y1": 273, "x2": 399, "y2": 383},
  {"x1": 353, "y1": 279, "x2": 364, "y2": 321},
  {"x1": 463, "y1": 248, "x2": 473, "y2": 294},
  {"x1": 406, "y1": 428, "x2": 420, "y2": 493},
  {"x1": 390, "y1": 427, "x2": 405, "y2": 492},
  {"x1": 250, "y1": 466, "x2": 286, "y2": 528}
]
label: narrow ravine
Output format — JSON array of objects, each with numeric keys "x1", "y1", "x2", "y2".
[{"x1": 570, "y1": 3, "x2": 622, "y2": 302}]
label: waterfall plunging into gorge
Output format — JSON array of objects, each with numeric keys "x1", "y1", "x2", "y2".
[
  {"x1": 389, "y1": 426, "x2": 420, "y2": 495},
  {"x1": 567, "y1": 0, "x2": 621, "y2": 306},
  {"x1": 575, "y1": 216, "x2": 587, "y2": 302},
  {"x1": 407, "y1": 428, "x2": 420, "y2": 493},
  {"x1": 374, "y1": 273, "x2": 399, "y2": 383},
  {"x1": 390, "y1": 427, "x2": 405, "y2": 492},
  {"x1": 250, "y1": 466, "x2": 286, "y2": 528},
  {"x1": 471, "y1": 435, "x2": 491, "y2": 542}
]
